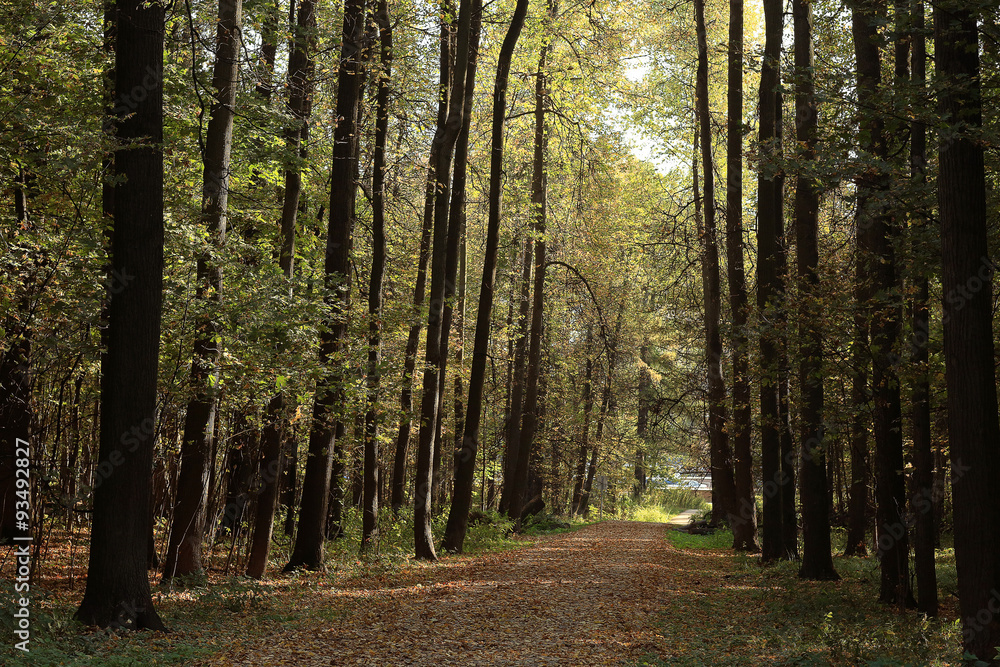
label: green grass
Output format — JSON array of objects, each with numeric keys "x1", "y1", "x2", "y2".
[
  {"x1": 625, "y1": 488, "x2": 708, "y2": 524},
  {"x1": 637, "y1": 528, "x2": 968, "y2": 667}
]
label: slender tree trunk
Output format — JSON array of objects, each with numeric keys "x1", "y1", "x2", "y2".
[
  {"x1": 907, "y1": 0, "x2": 936, "y2": 617},
  {"x1": 725, "y1": 0, "x2": 757, "y2": 552},
  {"x1": 793, "y1": 0, "x2": 838, "y2": 581},
  {"x1": 508, "y1": 28, "x2": 552, "y2": 528},
  {"x1": 694, "y1": 0, "x2": 737, "y2": 528},
  {"x1": 756, "y1": 0, "x2": 786, "y2": 562},
  {"x1": 851, "y1": 0, "x2": 910, "y2": 604},
  {"x1": 284, "y1": 0, "x2": 365, "y2": 571},
  {"x1": 390, "y1": 9, "x2": 454, "y2": 513},
  {"x1": 440, "y1": 0, "x2": 529, "y2": 551},
  {"x1": 75, "y1": 0, "x2": 166, "y2": 628},
  {"x1": 438, "y1": 0, "x2": 482, "y2": 552},
  {"x1": 498, "y1": 236, "x2": 533, "y2": 514},
  {"x1": 571, "y1": 330, "x2": 593, "y2": 515},
  {"x1": 936, "y1": 2, "x2": 1000, "y2": 660},
  {"x1": 359, "y1": 0, "x2": 392, "y2": 556},
  {"x1": 163, "y1": 0, "x2": 242, "y2": 581},
  {"x1": 413, "y1": 0, "x2": 474, "y2": 560}
]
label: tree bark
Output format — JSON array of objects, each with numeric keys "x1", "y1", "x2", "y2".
[
  {"x1": 498, "y1": 236, "x2": 533, "y2": 514},
  {"x1": 284, "y1": 0, "x2": 365, "y2": 571},
  {"x1": 390, "y1": 8, "x2": 454, "y2": 514},
  {"x1": 793, "y1": 0, "x2": 838, "y2": 581},
  {"x1": 694, "y1": 0, "x2": 737, "y2": 528},
  {"x1": 75, "y1": 0, "x2": 166, "y2": 628},
  {"x1": 756, "y1": 0, "x2": 790, "y2": 562},
  {"x1": 508, "y1": 30, "x2": 551, "y2": 528},
  {"x1": 360, "y1": 0, "x2": 392, "y2": 555},
  {"x1": 163, "y1": 0, "x2": 242, "y2": 581},
  {"x1": 908, "y1": 0, "x2": 936, "y2": 618},
  {"x1": 936, "y1": 2, "x2": 1000, "y2": 660},
  {"x1": 440, "y1": 0, "x2": 529, "y2": 551},
  {"x1": 571, "y1": 331, "x2": 593, "y2": 516},
  {"x1": 725, "y1": 0, "x2": 758, "y2": 553},
  {"x1": 413, "y1": 0, "x2": 474, "y2": 560}
]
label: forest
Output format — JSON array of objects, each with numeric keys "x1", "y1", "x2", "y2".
[{"x1": 2, "y1": 0, "x2": 1000, "y2": 663}]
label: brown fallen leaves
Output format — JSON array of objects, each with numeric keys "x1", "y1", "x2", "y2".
[{"x1": 198, "y1": 521, "x2": 707, "y2": 666}]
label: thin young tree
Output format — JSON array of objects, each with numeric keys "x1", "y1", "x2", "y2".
[
  {"x1": 360, "y1": 0, "x2": 392, "y2": 555},
  {"x1": 694, "y1": 0, "x2": 737, "y2": 528},
  {"x1": 285, "y1": 0, "x2": 365, "y2": 571},
  {"x1": 163, "y1": 0, "x2": 243, "y2": 581},
  {"x1": 438, "y1": 0, "x2": 530, "y2": 553}
]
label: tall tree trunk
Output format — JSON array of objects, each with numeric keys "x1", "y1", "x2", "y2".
[
  {"x1": 360, "y1": 0, "x2": 392, "y2": 556},
  {"x1": 851, "y1": 0, "x2": 910, "y2": 604},
  {"x1": 907, "y1": 0, "x2": 936, "y2": 618},
  {"x1": 756, "y1": 0, "x2": 788, "y2": 562},
  {"x1": 246, "y1": 393, "x2": 284, "y2": 578},
  {"x1": 390, "y1": 8, "x2": 454, "y2": 513},
  {"x1": 725, "y1": 0, "x2": 757, "y2": 553},
  {"x1": 413, "y1": 0, "x2": 475, "y2": 560},
  {"x1": 634, "y1": 344, "x2": 650, "y2": 500},
  {"x1": 498, "y1": 236, "x2": 533, "y2": 514},
  {"x1": 163, "y1": 0, "x2": 242, "y2": 581},
  {"x1": 438, "y1": 0, "x2": 482, "y2": 552},
  {"x1": 284, "y1": 0, "x2": 365, "y2": 571},
  {"x1": 440, "y1": 0, "x2": 529, "y2": 551},
  {"x1": 844, "y1": 262, "x2": 869, "y2": 558},
  {"x1": 694, "y1": 0, "x2": 737, "y2": 528},
  {"x1": 571, "y1": 332, "x2": 593, "y2": 516},
  {"x1": 936, "y1": 2, "x2": 1000, "y2": 660},
  {"x1": 793, "y1": 0, "x2": 838, "y2": 581},
  {"x1": 75, "y1": 0, "x2": 166, "y2": 628},
  {"x1": 508, "y1": 26, "x2": 552, "y2": 528}
]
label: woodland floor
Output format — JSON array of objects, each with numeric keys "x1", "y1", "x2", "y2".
[
  {"x1": 200, "y1": 521, "x2": 680, "y2": 666},
  {"x1": 1, "y1": 517, "x2": 968, "y2": 665}
]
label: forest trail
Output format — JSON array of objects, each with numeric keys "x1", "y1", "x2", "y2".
[{"x1": 202, "y1": 521, "x2": 703, "y2": 666}]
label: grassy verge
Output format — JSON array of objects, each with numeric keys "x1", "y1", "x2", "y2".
[{"x1": 638, "y1": 527, "x2": 966, "y2": 666}]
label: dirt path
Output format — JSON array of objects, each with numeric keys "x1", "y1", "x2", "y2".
[{"x1": 203, "y1": 521, "x2": 691, "y2": 666}]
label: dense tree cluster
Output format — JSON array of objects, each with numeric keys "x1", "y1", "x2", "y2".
[{"x1": 2, "y1": 0, "x2": 1000, "y2": 661}]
